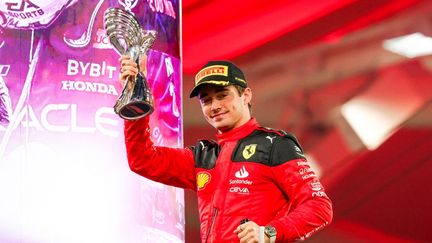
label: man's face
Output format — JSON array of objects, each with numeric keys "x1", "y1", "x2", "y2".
[{"x1": 198, "y1": 84, "x2": 251, "y2": 133}]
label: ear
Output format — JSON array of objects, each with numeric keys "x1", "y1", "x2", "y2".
[{"x1": 242, "y1": 87, "x2": 252, "y2": 105}]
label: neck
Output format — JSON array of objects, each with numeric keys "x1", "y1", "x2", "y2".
[
  {"x1": 216, "y1": 117, "x2": 258, "y2": 144},
  {"x1": 217, "y1": 113, "x2": 251, "y2": 134}
]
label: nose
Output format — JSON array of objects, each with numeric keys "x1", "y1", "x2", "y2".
[{"x1": 210, "y1": 99, "x2": 221, "y2": 112}]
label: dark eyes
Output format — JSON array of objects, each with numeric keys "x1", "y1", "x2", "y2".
[
  {"x1": 200, "y1": 92, "x2": 229, "y2": 105},
  {"x1": 217, "y1": 93, "x2": 227, "y2": 99},
  {"x1": 200, "y1": 99, "x2": 211, "y2": 105}
]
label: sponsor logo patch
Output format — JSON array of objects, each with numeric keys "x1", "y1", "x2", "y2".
[
  {"x1": 196, "y1": 171, "x2": 211, "y2": 191},
  {"x1": 310, "y1": 181, "x2": 322, "y2": 191},
  {"x1": 242, "y1": 144, "x2": 257, "y2": 159},
  {"x1": 265, "y1": 135, "x2": 276, "y2": 144},
  {"x1": 195, "y1": 65, "x2": 228, "y2": 84},
  {"x1": 235, "y1": 165, "x2": 249, "y2": 179},
  {"x1": 229, "y1": 186, "x2": 249, "y2": 194}
]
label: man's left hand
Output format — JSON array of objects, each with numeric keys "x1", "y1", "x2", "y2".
[{"x1": 234, "y1": 220, "x2": 269, "y2": 243}]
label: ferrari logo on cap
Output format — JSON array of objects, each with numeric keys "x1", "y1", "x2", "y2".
[{"x1": 242, "y1": 144, "x2": 257, "y2": 159}]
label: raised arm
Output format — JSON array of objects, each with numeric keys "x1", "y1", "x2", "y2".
[{"x1": 124, "y1": 117, "x2": 196, "y2": 190}]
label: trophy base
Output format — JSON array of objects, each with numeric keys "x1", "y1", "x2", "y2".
[{"x1": 117, "y1": 101, "x2": 154, "y2": 120}]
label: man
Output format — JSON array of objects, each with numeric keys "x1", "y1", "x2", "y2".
[{"x1": 120, "y1": 56, "x2": 333, "y2": 242}]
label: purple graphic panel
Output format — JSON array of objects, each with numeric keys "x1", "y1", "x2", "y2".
[{"x1": 0, "y1": 0, "x2": 183, "y2": 242}]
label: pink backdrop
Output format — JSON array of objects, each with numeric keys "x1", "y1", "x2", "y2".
[{"x1": 0, "y1": 0, "x2": 184, "y2": 242}]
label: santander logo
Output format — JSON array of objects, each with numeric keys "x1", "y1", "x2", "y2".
[{"x1": 235, "y1": 166, "x2": 249, "y2": 179}]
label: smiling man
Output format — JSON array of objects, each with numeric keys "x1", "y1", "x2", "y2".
[
  {"x1": 197, "y1": 84, "x2": 251, "y2": 132},
  {"x1": 121, "y1": 58, "x2": 333, "y2": 243}
]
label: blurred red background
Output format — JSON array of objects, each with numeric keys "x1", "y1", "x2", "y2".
[{"x1": 181, "y1": 0, "x2": 432, "y2": 242}]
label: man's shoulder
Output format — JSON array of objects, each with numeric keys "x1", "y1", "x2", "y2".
[
  {"x1": 254, "y1": 127, "x2": 302, "y2": 148},
  {"x1": 232, "y1": 127, "x2": 306, "y2": 166},
  {"x1": 189, "y1": 139, "x2": 218, "y2": 151},
  {"x1": 189, "y1": 139, "x2": 220, "y2": 169}
]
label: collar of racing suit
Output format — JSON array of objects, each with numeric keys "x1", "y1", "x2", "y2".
[{"x1": 216, "y1": 117, "x2": 259, "y2": 145}]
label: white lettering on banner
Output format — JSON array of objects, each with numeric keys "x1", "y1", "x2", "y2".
[
  {"x1": 40, "y1": 104, "x2": 69, "y2": 132},
  {"x1": 95, "y1": 107, "x2": 119, "y2": 137},
  {"x1": 67, "y1": 59, "x2": 117, "y2": 79},
  {"x1": 152, "y1": 126, "x2": 164, "y2": 146},
  {"x1": 14, "y1": 103, "x2": 43, "y2": 131},
  {"x1": 61, "y1": 80, "x2": 118, "y2": 96},
  {"x1": 165, "y1": 57, "x2": 173, "y2": 77},
  {"x1": 0, "y1": 104, "x2": 119, "y2": 137},
  {"x1": 147, "y1": 0, "x2": 176, "y2": 19},
  {"x1": 119, "y1": 0, "x2": 138, "y2": 11}
]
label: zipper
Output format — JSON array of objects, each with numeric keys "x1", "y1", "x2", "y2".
[{"x1": 204, "y1": 207, "x2": 218, "y2": 243}]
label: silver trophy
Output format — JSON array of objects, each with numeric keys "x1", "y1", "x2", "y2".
[{"x1": 103, "y1": 7, "x2": 157, "y2": 120}]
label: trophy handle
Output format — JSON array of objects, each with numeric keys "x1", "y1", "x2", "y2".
[{"x1": 114, "y1": 73, "x2": 154, "y2": 120}]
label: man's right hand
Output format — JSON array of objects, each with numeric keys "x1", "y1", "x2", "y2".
[{"x1": 118, "y1": 55, "x2": 148, "y2": 90}]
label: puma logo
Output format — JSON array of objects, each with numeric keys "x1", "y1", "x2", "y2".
[
  {"x1": 266, "y1": 136, "x2": 276, "y2": 144},
  {"x1": 200, "y1": 141, "x2": 206, "y2": 151}
]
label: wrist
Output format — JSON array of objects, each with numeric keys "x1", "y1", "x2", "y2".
[{"x1": 264, "y1": 225, "x2": 276, "y2": 243}]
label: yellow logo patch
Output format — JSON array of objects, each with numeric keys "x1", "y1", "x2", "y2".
[
  {"x1": 195, "y1": 65, "x2": 228, "y2": 84},
  {"x1": 196, "y1": 171, "x2": 211, "y2": 191},
  {"x1": 242, "y1": 144, "x2": 257, "y2": 159}
]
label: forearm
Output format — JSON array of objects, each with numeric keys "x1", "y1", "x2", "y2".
[
  {"x1": 269, "y1": 197, "x2": 332, "y2": 242},
  {"x1": 124, "y1": 118, "x2": 196, "y2": 190},
  {"x1": 269, "y1": 159, "x2": 333, "y2": 242}
]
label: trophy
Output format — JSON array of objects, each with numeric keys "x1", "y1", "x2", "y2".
[{"x1": 103, "y1": 7, "x2": 157, "y2": 120}]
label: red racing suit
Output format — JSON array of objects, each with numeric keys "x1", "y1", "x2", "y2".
[{"x1": 125, "y1": 117, "x2": 333, "y2": 242}]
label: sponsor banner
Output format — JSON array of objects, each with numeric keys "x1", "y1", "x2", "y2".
[{"x1": 0, "y1": 0, "x2": 183, "y2": 242}]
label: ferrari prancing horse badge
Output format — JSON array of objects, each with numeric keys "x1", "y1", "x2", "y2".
[{"x1": 242, "y1": 144, "x2": 257, "y2": 159}]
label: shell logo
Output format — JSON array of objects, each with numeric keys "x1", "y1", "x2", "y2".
[{"x1": 196, "y1": 171, "x2": 211, "y2": 191}]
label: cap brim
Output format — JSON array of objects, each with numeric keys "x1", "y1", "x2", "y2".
[{"x1": 189, "y1": 80, "x2": 230, "y2": 98}]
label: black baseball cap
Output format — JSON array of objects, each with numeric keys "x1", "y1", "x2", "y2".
[{"x1": 189, "y1": 60, "x2": 247, "y2": 98}]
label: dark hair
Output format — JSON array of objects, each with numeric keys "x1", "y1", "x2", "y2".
[{"x1": 233, "y1": 85, "x2": 252, "y2": 114}]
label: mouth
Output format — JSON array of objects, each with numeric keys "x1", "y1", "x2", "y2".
[{"x1": 210, "y1": 112, "x2": 227, "y2": 119}]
